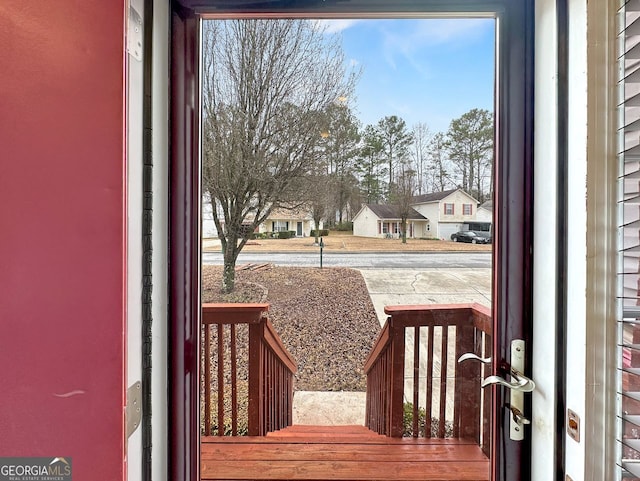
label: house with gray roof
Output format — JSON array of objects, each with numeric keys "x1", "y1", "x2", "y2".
[
  {"x1": 352, "y1": 204, "x2": 429, "y2": 239},
  {"x1": 353, "y1": 188, "x2": 488, "y2": 240}
]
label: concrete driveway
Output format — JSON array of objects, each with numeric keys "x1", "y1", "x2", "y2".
[{"x1": 358, "y1": 268, "x2": 492, "y2": 325}]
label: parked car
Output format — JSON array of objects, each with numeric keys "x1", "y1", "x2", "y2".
[
  {"x1": 472, "y1": 231, "x2": 492, "y2": 243},
  {"x1": 450, "y1": 230, "x2": 491, "y2": 244}
]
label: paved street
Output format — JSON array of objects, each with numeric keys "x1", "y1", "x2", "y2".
[{"x1": 202, "y1": 251, "x2": 492, "y2": 269}]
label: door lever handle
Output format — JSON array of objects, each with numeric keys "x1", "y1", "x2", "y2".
[
  {"x1": 481, "y1": 373, "x2": 535, "y2": 392},
  {"x1": 458, "y1": 353, "x2": 492, "y2": 365}
]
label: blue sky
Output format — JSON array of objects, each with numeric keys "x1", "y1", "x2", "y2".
[{"x1": 321, "y1": 19, "x2": 496, "y2": 134}]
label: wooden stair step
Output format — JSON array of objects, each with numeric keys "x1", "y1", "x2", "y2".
[
  {"x1": 201, "y1": 459, "x2": 490, "y2": 480},
  {"x1": 267, "y1": 425, "x2": 385, "y2": 439},
  {"x1": 201, "y1": 440, "x2": 488, "y2": 462},
  {"x1": 271, "y1": 424, "x2": 374, "y2": 434},
  {"x1": 201, "y1": 426, "x2": 489, "y2": 480}
]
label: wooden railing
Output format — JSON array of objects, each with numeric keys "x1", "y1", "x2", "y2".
[
  {"x1": 202, "y1": 303, "x2": 297, "y2": 437},
  {"x1": 363, "y1": 303, "x2": 492, "y2": 455}
]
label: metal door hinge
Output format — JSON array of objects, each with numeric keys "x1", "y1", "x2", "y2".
[
  {"x1": 126, "y1": 381, "x2": 142, "y2": 439},
  {"x1": 127, "y1": 4, "x2": 143, "y2": 62}
]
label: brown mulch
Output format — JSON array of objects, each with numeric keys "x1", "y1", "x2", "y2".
[{"x1": 202, "y1": 265, "x2": 380, "y2": 391}]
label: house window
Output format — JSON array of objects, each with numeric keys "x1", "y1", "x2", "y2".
[
  {"x1": 463, "y1": 204, "x2": 473, "y2": 215},
  {"x1": 382, "y1": 223, "x2": 388, "y2": 234},
  {"x1": 444, "y1": 203, "x2": 454, "y2": 215},
  {"x1": 273, "y1": 221, "x2": 289, "y2": 232}
]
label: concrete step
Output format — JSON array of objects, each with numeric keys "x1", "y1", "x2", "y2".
[{"x1": 292, "y1": 391, "x2": 366, "y2": 426}]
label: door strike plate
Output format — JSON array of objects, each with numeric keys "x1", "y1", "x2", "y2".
[
  {"x1": 126, "y1": 381, "x2": 142, "y2": 439},
  {"x1": 567, "y1": 409, "x2": 580, "y2": 442}
]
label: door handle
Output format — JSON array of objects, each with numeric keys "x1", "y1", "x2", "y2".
[
  {"x1": 458, "y1": 353, "x2": 492, "y2": 365},
  {"x1": 479, "y1": 339, "x2": 534, "y2": 441},
  {"x1": 481, "y1": 372, "x2": 535, "y2": 392}
]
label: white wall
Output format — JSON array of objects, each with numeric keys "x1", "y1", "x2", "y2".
[
  {"x1": 531, "y1": 1, "x2": 559, "y2": 479},
  {"x1": 563, "y1": 0, "x2": 589, "y2": 477},
  {"x1": 353, "y1": 207, "x2": 380, "y2": 238},
  {"x1": 476, "y1": 207, "x2": 492, "y2": 223},
  {"x1": 202, "y1": 197, "x2": 218, "y2": 237},
  {"x1": 413, "y1": 203, "x2": 440, "y2": 236}
]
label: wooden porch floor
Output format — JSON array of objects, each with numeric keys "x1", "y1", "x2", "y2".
[{"x1": 201, "y1": 425, "x2": 489, "y2": 481}]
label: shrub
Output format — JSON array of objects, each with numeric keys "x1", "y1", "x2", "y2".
[
  {"x1": 310, "y1": 229, "x2": 329, "y2": 237},
  {"x1": 403, "y1": 402, "x2": 453, "y2": 438},
  {"x1": 277, "y1": 231, "x2": 292, "y2": 239},
  {"x1": 334, "y1": 221, "x2": 353, "y2": 231}
]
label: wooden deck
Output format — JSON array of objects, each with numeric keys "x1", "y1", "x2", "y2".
[{"x1": 201, "y1": 425, "x2": 489, "y2": 481}]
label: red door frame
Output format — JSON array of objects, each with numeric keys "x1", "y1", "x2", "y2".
[
  {"x1": 168, "y1": 2, "x2": 534, "y2": 480},
  {"x1": 170, "y1": 6, "x2": 201, "y2": 481}
]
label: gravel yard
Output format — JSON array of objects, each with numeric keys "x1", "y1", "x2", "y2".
[{"x1": 202, "y1": 265, "x2": 380, "y2": 391}]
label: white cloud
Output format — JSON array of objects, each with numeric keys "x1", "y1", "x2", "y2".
[
  {"x1": 410, "y1": 18, "x2": 491, "y2": 45},
  {"x1": 314, "y1": 19, "x2": 362, "y2": 34},
  {"x1": 380, "y1": 19, "x2": 493, "y2": 75}
]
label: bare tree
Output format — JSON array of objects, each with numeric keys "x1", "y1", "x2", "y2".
[
  {"x1": 306, "y1": 169, "x2": 331, "y2": 244},
  {"x1": 320, "y1": 103, "x2": 361, "y2": 224},
  {"x1": 427, "y1": 132, "x2": 454, "y2": 192},
  {"x1": 411, "y1": 122, "x2": 431, "y2": 195},
  {"x1": 201, "y1": 19, "x2": 357, "y2": 291},
  {"x1": 389, "y1": 167, "x2": 417, "y2": 244}
]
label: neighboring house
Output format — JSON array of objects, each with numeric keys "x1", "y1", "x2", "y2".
[
  {"x1": 411, "y1": 188, "x2": 481, "y2": 239},
  {"x1": 353, "y1": 189, "x2": 484, "y2": 240},
  {"x1": 259, "y1": 206, "x2": 321, "y2": 237},
  {"x1": 468, "y1": 200, "x2": 493, "y2": 233},
  {"x1": 476, "y1": 200, "x2": 493, "y2": 223},
  {"x1": 203, "y1": 199, "x2": 321, "y2": 238},
  {"x1": 202, "y1": 194, "x2": 221, "y2": 238},
  {"x1": 353, "y1": 204, "x2": 429, "y2": 239}
]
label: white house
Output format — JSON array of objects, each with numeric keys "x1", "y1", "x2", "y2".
[
  {"x1": 353, "y1": 204, "x2": 429, "y2": 239},
  {"x1": 203, "y1": 198, "x2": 322, "y2": 238},
  {"x1": 411, "y1": 189, "x2": 482, "y2": 239},
  {"x1": 476, "y1": 200, "x2": 493, "y2": 223},
  {"x1": 259, "y1": 206, "x2": 321, "y2": 237},
  {"x1": 202, "y1": 195, "x2": 220, "y2": 238}
]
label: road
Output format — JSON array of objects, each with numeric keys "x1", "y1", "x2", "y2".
[{"x1": 202, "y1": 251, "x2": 492, "y2": 269}]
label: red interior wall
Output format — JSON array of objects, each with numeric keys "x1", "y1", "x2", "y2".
[{"x1": 0, "y1": 2, "x2": 126, "y2": 479}]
